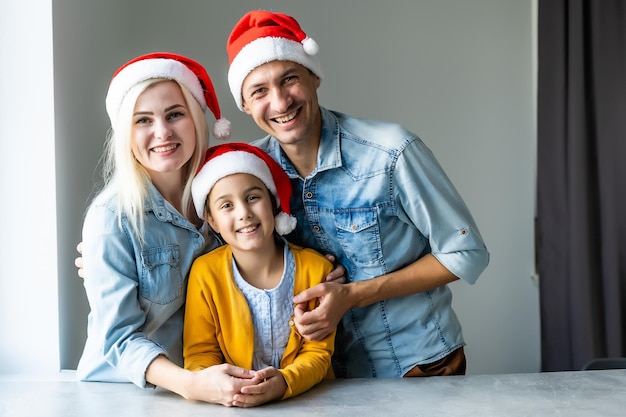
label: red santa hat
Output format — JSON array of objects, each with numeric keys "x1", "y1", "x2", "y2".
[
  {"x1": 191, "y1": 142, "x2": 297, "y2": 235},
  {"x1": 226, "y1": 10, "x2": 323, "y2": 111},
  {"x1": 105, "y1": 52, "x2": 231, "y2": 140}
]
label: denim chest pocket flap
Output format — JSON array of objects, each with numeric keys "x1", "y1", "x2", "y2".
[
  {"x1": 334, "y1": 209, "x2": 378, "y2": 232},
  {"x1": 140, "y1": 245, "x2": 183, "y2": 304},
  {"x1": 333, "y1": 209, "x2": 381, "y2": 267}
]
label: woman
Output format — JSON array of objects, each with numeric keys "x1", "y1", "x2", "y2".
[{"x1": 76, "y1": 52, "x2": 256, "y2": 405}]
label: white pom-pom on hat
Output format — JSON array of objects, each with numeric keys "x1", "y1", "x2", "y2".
[
  {"x1": 274, "y1": 212, "x2": 298, "y2": 236},
  {"x1": 213, "y1": 118, "x2": 232, "y2": 141},
  {"x1": 302, "y1": 36, "x2": 319, "y2": 55}
]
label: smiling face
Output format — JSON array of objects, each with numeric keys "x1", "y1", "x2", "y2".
[
  {"x1": 131, "y1": 80, "x2": 197, "y2": 181},
  {"x1": 241, "y1": 61, "x2": 322, "y2": 148},
  {"x1": 206, "y1": 173, "x2": 277, "y2": 253}
]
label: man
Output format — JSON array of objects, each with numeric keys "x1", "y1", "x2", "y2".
[{"x1": 226, "y1": 10, "x2": 489, "y2": 378}]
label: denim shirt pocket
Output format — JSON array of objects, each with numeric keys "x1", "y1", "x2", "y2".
[
  {"x1": 139, "y1": 245, "x2": 183, "y2": 304},
  {"x1": 334, "y1": 209, "x2": 382, "y2": 267}
]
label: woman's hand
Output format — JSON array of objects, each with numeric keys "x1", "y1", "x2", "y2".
[
  {"x1": 75, "y1": 242, "x2": 84, "y2": 278},
  {"x1": 185, "y1": 363, "x2": 259, "y2": 406},
  {"x1": 233, "y1": 367, "x2": 287, "y2": 407}
]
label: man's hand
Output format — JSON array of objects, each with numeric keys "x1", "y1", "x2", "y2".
[
  {"x1": 323, "y1": 254, "x2": 346, "y2": 283},
  {"x1": 293, "y1": 281, "x2": 352, "y2": 341}
]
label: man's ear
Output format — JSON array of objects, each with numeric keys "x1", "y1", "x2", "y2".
[{"x1": 242, "y1": 99, "x2": 252, "y2": 115}]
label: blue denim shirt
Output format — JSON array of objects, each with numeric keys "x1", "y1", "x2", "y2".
[
  {"x1": 253, "y1": 107, "x2": 489, "y2": 377},
  {"x1": 76, "y1": 182, "x2": 219, "y2": 387}
]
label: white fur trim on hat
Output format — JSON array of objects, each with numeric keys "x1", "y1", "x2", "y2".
[
  {"x1": 192, "y1": 150, "x2": 277, "y2": 219},
  {"x1": 228, "y1": 36, "x2": 323, "y2": 111},
  {"x1": 105, "y1": 58, "x2": 206, "y2": 124}
]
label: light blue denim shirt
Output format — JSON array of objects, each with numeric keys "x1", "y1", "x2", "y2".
[
  {"x1": 76, "y1": 182, "x2": 219, "y2": 387},
  {"x1": 253, "y1": 106, "x2": 489, "y2": 377}
]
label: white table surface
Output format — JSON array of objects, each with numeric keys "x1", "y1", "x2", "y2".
[{"x1": 1, "y1": 369, "x2": 625, "y2": 417}]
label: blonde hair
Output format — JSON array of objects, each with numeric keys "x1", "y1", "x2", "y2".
[{"x1": 98, "y1": 78, "x2": 210, "y2": 242}]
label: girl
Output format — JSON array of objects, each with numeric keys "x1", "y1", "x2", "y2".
[{"x1": 185, "y1": 142, "x2": 335, "y2": 407}]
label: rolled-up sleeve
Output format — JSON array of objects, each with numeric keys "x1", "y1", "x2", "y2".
[{"x1": 394, "y1": 139, "x2": 489, "y2": 284}]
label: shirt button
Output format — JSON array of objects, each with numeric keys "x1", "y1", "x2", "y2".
[
  {"x1": 313, "y1": 225, "x2": 321, "y2": 232},
  {"x1": 305, "y1": 191, "x2": 313, "y2": 199}
]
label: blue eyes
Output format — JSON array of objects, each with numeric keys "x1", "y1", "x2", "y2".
[
  {"x1": 167, "y1": 111, "x2": 184, "y2": 120},
  {"x1": 134, "y1": 111, "x2": 185, "y2": 125}
]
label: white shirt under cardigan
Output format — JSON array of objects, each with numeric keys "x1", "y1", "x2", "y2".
[{"x1": 232, "y1": 242, "x2": 294, "y2": 370}]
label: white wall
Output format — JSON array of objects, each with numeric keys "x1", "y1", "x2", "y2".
[
  {"x1": 1, "y1": 0, "x2": 539, "y2": 376},
  {"x1": 0, "y1": 0, "x2": 60, "y2": 374}
]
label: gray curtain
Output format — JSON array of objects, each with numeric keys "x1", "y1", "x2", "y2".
[{"x1": 537, "y1": 0, "x2": 626, "y2": 371}]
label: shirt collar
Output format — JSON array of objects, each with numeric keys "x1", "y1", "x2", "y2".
[
  {"x1": 145, "y1": 181, "x2": 175, "y2": 223},
  {"x1": 317, "y1": 106, "x2": 343, "y2": 172},
  {"x1": 265, "y1": 106, "x2": 343, "y2": 179}
]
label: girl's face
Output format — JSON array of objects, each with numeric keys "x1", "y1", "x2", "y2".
[
  {"x1": 206, "y1": 173, "x2": 276, "y2": 252},
  {"x1": 131, "y1": 80, "x2": 196, "y2": 180}
]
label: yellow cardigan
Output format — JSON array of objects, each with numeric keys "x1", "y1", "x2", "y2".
[{"x1": 183, "y1": 242, "x2": 335, "y2": 399}]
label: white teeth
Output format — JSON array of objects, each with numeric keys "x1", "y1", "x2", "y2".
[
  {"x1": 152, "y1": 144, "x2": 177, "y2": 153},
  {"x1": 238, "y1": 225, "x2": 258, "y2": 233},
  {"x1": 275, "y1": 111, "x2": 297, "y2": 124}
]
